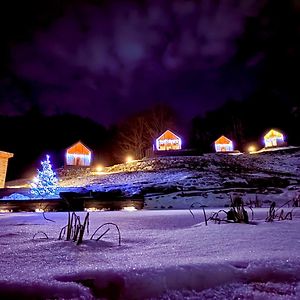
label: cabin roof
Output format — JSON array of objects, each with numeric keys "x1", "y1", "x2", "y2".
[
  {"x1": 214, "y1": 135, "x2": 232, "y2": 145},
  {"x1": 264, "y1": 129, "x2": 283, "y2": 139},
  {"x1": 66, "y1": 141, "x2": 91, "y2": 155},
  {"x1": 0, "y1": 151, "x2": 14, "y2": 159},
  {"x1": 156, "y1": 130, "x2": 180, "y2": 141}
]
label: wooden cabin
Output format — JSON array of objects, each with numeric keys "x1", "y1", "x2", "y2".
[
  {"x1": 214, "y1": 135, "x2": 234, "y2": 152},
  {"x1": 155, "y1": 130, "x2": 182, "y2": 151},
  {"x1": 264, "y1": 129, "x2": 285, "y2": 148},
  {"x1": 65, "y1": 141, "x2": 92, "y2": 166},
  {"x1": 0, "y1": 151, "x2": 13, "y2": 188}
]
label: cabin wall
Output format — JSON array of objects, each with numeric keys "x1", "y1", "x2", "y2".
[
  {"x1": 215, "y1": 143, "x2": 233, "y2": 152},
  {"x1": 156, "y1": 139, "x2": 181, "y2": 151},
  {"x1": 264, "y1": 137, "x2": 285, "y2": 148},
  {"x1": 0, "y1": 157, "x2": 9, "y2": 188},
  {"x1": 66, "y1": 153, "x2": 91, "y2": 166}
]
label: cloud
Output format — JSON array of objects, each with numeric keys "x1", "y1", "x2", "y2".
[{"x1": 9, "y1": 0, "x2": 266, "y2": 125}]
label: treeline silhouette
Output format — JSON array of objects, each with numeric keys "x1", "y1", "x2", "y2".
[
  {"x1": 0, "y1": 109, "x2": 114, "y2": 180},
  {"x1": 189, "y1": 90, "x2": 299, "y2": 153},
  {"x1": 0, "y1": 94, "x2": 299, "y2": 181}
]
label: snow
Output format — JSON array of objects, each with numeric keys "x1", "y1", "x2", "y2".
[
  {"x1": 0, "y1": 208, "x2": 300, "y2": 299},
  {"x1": 1, "y1": 148, "x2": 300, "y2": 298},
  {"x1": 1, "y1": 193, "x2": 31, "y2": 200},
  {"x1": 5, "y1": 148, "x2": 300, "y2": 204}
]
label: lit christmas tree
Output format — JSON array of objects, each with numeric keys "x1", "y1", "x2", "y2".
[{"x1": 31, "y1": 155, "x2": 58, "y2": 197}]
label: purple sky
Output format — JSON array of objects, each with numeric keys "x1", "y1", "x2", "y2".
[{"x1": 0, "y1": 0, "x2": 268, "y2": 126}]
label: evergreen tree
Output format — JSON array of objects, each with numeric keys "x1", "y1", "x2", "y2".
[{"x1": 31, "y1": 155, "x2": 58, "y2": 197}]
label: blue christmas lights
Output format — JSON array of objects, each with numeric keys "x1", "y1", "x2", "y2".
[{"x1": 31, "y1": 155, "x2": 58, "y2": 197}]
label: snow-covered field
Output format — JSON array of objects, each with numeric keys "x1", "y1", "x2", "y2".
[
  {"x1": 1, "y1": 148, "x2": 300, "y2": 299},
  {"x1": 0, "y1": 208, "x2": 300, "y2": 299}
]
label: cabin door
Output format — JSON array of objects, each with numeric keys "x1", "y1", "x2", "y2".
[{"x1": 75, "y1": 157, "x2": 81, "y2": 166}]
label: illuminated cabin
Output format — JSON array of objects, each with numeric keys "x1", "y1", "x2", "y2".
[
  {"x1": 0, "y1": 151, "x2": 13, "y2": 188},
  {"x1": 214, "y1": 135, "x2": 234, "y2": 152},
  {"x1": 264, "y1": 129, "x2": 285, "y2": 148},
  {"x1": 155, "y1": 130, "x2": 182, "y2": 151},
  {"x1": 65, "y1": 141, "x2": 92, "y2": 166}
]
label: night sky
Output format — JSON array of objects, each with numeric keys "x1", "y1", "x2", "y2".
[{"x1": 0, "y1": 0, "x2": 300, "y2": 126}]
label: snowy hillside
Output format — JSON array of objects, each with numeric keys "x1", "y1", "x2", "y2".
[
  {"x1": 58, "y1": 148, "x2": 300, "y2": 208},
  {"x1": 7, "y1": 148, "x2": 300, "y2": 209},
  {"x1": 4, "y1": 148, "x2": 300, "y2": 209}
]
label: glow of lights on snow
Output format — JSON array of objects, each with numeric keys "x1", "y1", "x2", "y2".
[
  {"x1": 248, "y1": 145, "x2": 256, "y2": 153},
  {"x1": 125, "y1": 155, "x2": 134, "y2": 163},
  {"x1": 122, "y1": 206, "x2": 137, "y2": 212},
  {"x1": 85, "y1": 207, "x2": 102, "y2": 212},
  {"x1": 96, "y1": 165, "x2": 104, "y2": 172},
  {"x1": 6, "y1": 185, "x2": 24, "y2": 188}
]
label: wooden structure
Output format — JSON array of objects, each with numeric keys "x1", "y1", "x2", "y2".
[
  {"x1": 0, "y1": 151, "x2": 13, "y2": 188},
  {"x1": 264, "y1": 129, "x2": 285, "y2": 148},
  {"x1": 65, "y1": 141, "x2": 92, "y2": 166},
  {"x1": 155, "y1": 130, "x2": 182, "y2": 151},
  {"x1": 214, "y1": 136, "x2": 234, "y2": 152}
]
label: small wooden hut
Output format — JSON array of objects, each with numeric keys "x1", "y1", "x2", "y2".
[
  {"x1": 65, "y1": 141, "x2": 92, "y2": 166},
  {"x1": 214, "y1": 135, "x2": 234, "y2": 152},
  {"x1": 155, "y1": 130, "x2": 182, "y2": 151},
  {"x1": 264, "y1": 129, "x2": 285, "y2": 148}
]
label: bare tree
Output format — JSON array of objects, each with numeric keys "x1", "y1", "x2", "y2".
[
  {"x1": 118, "y1": 115, "x2": 147, "y2": 160},
  {"x1": 117, "y1": 104, "x2": 176, "y2": 161},
  {"x1": 145, "y1": 103, "x2": 176, "y2": 140}
]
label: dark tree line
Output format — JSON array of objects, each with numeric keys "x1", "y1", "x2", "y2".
[
  {"x1": 190, "y1": 0, "x2": 300, "y2": 153},
  {"x1": 0, "y1": 109, "x2": 110, "y2": 180},
  {"x1": 0, "y1": 103, "x2": 178, "y2": 180},
  {"x1": 0, "y1": 96, "x2": 299, "y2": 181}
]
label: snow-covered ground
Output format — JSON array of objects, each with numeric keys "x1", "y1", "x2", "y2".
[
  {"x1": 1, "y1": 148, "x2": 300, "y2": 299},
  {"x1": 4, "y1": 148, "x2": 300, "y2": 210},
  {"x1": 46, "y1": 149, "x2": 300, "y2": 207},
  {"x1": 0, "y1": 208, "x2": 299, "y2": 299}
]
